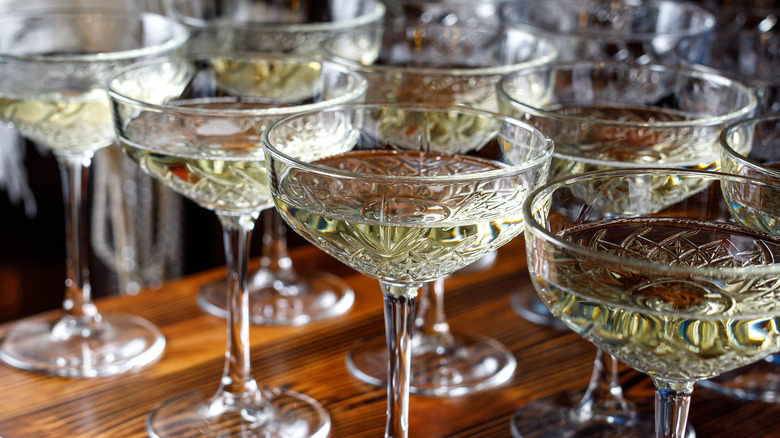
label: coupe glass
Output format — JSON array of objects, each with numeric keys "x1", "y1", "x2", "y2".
[
  {"x1": 164, "y1": 0, "x2": 385, "y2": 326},
  {"x1": 498, "y1": 60, "x2": 757, "y2": 437},
  {"x1": 522, "y1": 168, "x2": 780, "y2": 438},
  {"x1": 0, "y1": 7, "x2": 187, "y2": 378},
  {"x1": 263, "y1": 103, "x2": 553, "y2": 438},
  {"x1": 322, "y1": 21, "x2": 557, "y2": 396},
  {"x1": 109, "y1": 54, "x2": 366, "y2": 437},
  {"x1": 698, "y1": 114, "x2": 780, "y2": 402},
  {"x1": 500, "y1": 0, "x2": 716, "y2": 329},
  {"x1": 677, "y1": 3, "x2": 780, "y2": 115},
  {"x1": 382, "y1": 0, "x2": 517, "y2": 27},
  {"x1": 500, "y1": 0, "x2": 715, "y2": 63}
]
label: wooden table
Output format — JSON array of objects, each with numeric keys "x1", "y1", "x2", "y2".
[{"x1": 0, "y1": 238, "x2": 779, "y2": 437}]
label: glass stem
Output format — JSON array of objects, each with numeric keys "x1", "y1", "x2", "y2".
[
  {"x1": 416, "y1": 278, "x2": 454, "y2": 346},
  {"x1": 257, "y1": 208, "x2": 295, "y2": 285},
  {"x1": 57, "y1": 152, "x2": 98, "y2": 322},
  {"x1": 215, "y1": 212, "x2": 262, "y2": 403},
  {"x1": 381, "y1": 282, "x2": 420, "y2": 438},
  {"x1": 653, "y1": 380, "x2": 694, "y2": 438},
  {"x1": 573, "y1": 349, "x2": 632, "y2": 423}
]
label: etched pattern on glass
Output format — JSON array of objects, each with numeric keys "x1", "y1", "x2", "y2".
[
  {"x1": 721, "y1": 120, "x2": 780, "y2": 235},
  {"x1": 502, "y1": 0, "x2": 714, "y2": 63},
  {"x1": 121, "y1": 105, "x2": 271, "y2": 214},
  {"x1": 275, "y1": 150, "x2": 532, "y2": 283},
  {"x1": 538, "y1": 218, "x2": 780, "y2": 381}
]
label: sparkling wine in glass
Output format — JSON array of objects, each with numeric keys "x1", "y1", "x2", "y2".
[
  {"x1": 524, "y1": 168, "x2": 780, "y2": 438},
  {"x1": 163, "y1": 0, "x2": 386, "y2": 326},
  {"x1": 263, "y1": 103, "x2": 553, "y2": 438},
  {"x1": 697, "y1": 113, "x2": 780, "y2": 402},
  {"x1": 499, "y1": 0, "x2": 716, "y2": 329},
  {"x1": 498, "y1": 60, "x2": 757, "y2": 437},
  {"x1": 109, "y1": 53, "x2": 366, "y2": 437},
  {"x1": 0, "y1": 7, "x2": 188, "y2": 378},
  {"x1": 322, "y1": 19, "x2": 557, "y2": 396},
  {"x1": 166, "y1": 0, "x2": 385, "y2": 56}
]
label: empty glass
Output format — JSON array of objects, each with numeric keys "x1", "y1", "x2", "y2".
[
  {"x1": 0, "y1": 6, "x2": 188, "y2": 378},
  {"x1": 501, "y1": 0, "x2": 715, "y2": 63},
  {"x1": 678, "y1": 3, "x2": 780, "y2": 114},
  {"x1": 383, "y1": 0, "x2": 517, "y2": 27},
  {"x1": 323, "y1": 21, "x2": 557, "y2": 396}
]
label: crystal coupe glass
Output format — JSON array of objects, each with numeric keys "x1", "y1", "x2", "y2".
[
  {"x1": 500, "y1": 0, "x2": 716, "y2": 330},
  {"x1": 164, "y1": 0, "x2": 386, "y2": 326},
  {"x1": 263, "y1": 103, "x2": 553, "y2": 438},
  {"x1": 678, "y1": 3, "x2": 780, "y2": 114},
  {"x1": 322, "y1": 20, "x2": 557, "y2": 397},
  {"x1": 109, "y1": 54, "x2": 366, "y2": 437},
  {"x1": 498, "y1": 60, "x2": 757, "y2": 437},
  {"x1": 522, "y1": 168, "x2": 780, "y2": 438},
  {"x1": 501, "y1": 0, "x2": 715, "y2": 64},
  {"x1": 0, "y1": 7, "x2": 188, "y2": 378},
  {"x1": 697, "y1": 113, "x2": 780, "y2": 403}
]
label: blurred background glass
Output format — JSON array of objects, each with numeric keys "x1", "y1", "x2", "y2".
[
  {"x1": 680, "y1": 1, "x2": 780, "y2": 114},
  {"x1": 501, "y1": 0, "x2": 715, "y2": 63},
  {"x1": 0, "y1": 0, "x2": 188, "y2": 325}
]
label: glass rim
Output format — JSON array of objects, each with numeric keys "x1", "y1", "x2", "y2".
[
  {"x1": 523, "y1": 167, "x2": 780, "y2": 282},
  {"x1": 107, "y1": 53, "x2": 368, "y2": 117},
  {"x1": 501, "y1": 0, "x2": 716, "y2": 40},
  {"x1": 497, "y1": 60, "x2": 758, "y2": 129},
  {"x1": 683, "y1": 62, "x2": 780, "y2": 93},
  {"x1": 321, "y1": 23, "x2": 559, "y2": 77},
  {"x1": 386, "y1": 0, "x2": 518, "y2": 5},
  {"x1": 0, "y1": 9, "x2": 189, "y2": 63},
  {"x1": 167, "y1": 0, "x2": 385, "y2": 33},
  {"x1": 262, "y1": 102, "x2": 554, "y2": 184},
  {"x1": 720, "y1": 113, "x2": 780, "y2": 178}
]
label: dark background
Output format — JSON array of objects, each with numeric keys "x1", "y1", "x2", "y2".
[{"x1": 0, "y1": 136, "x2": 309, "y2": 323}]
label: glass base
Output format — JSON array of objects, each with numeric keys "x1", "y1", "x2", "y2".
[
  {"x1": 699, "y1": 355, "x2": 780, "y2": 402},
  {"x1": 510, "y1": 393, "x2": 695, "y2": 438},
  {"x1": 147, "y1": 388, "x2": 330, "y2": 438},
  {"x1": 510, "y1": 288, "x2": 568, "y2": 331},
  {"x1": 198, "y1": 268, "x2": 354, "y2": 326},
  {"x1": 346, "y1": 332, "x2": 516, "y2": 397},
  {"x1": 0, "y1": 311, "x2": 165, "y2": 378}
]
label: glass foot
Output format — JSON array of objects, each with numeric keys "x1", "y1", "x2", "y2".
[
  {"x1": 346, "y1": 332, "x2": 516, "y2": 397},
  {"x1": 511, "y1": 288, "x2": 568, "y2": 330},
  {"x1": 198, "y1": 268, "x2": 354, "y2": 326},
  {"x1": 699, "y1": 355, "x2": 780, "y2": 402},
  {"x1": 0, "y1": 312, "x2": 165, "y2": 378},
  {"x1": 510, "y1": 393, "x2": 695, "y2": 438},
  {"x1": 147, "y1": 388, "x2": 330, "y2": 438}
]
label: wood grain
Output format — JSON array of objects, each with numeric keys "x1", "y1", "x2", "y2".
[{"x1": 0, "y1": 238, "x2": 778, "y2": 437}]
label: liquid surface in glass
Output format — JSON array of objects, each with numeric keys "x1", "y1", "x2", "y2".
[
  {"x1": 275, "y1": 149, "x2": 526, "y2": 283},
  {"x1": 537, "y1": 217, "x2": 780, "y2": 382},
  {"x1": 0, "y1": 88, "x2": 113, "y2": 152}
]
